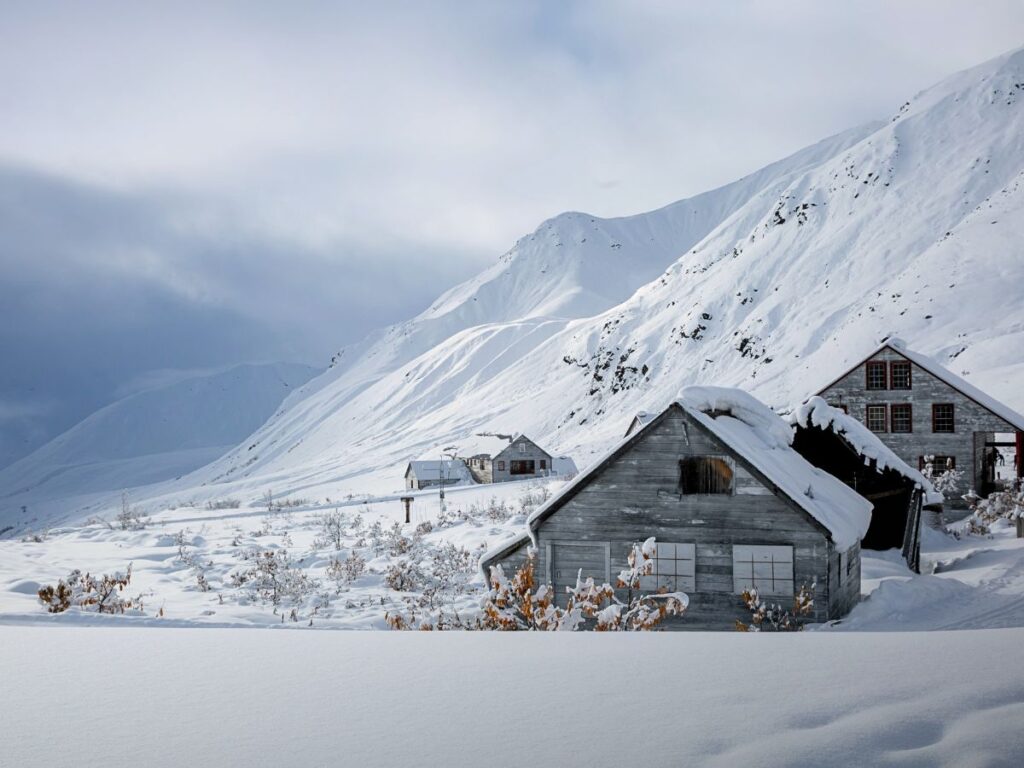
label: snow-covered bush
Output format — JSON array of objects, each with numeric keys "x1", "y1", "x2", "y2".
[
  {"x1": 478, "y1": 538, "x2": 687, "y2": 632},
  {"x1": 231, "y1": 548, "x2": 317, "y2": 607},
  {"x1": 959, "y1": 489, "x2": 1024, "y2": 537},
  {"x1": 923, "y1": 456, "x2": 965, "y2": 499},
  {"x1": 735, "y1": 583, "x2": 815, "y2": 632},
  {"x1": 517, "y1": 486, "x2": 551, "y2": 516},
  {"x1": 326, "y1": 551, "x2": 366, "y2": 590},
  {"x1": 116, "y1": 492, "x2": 149, "y2": 530},
  {"x1": 313, "y1": 510, "x2": 347, "y2": 550},
  {"x1": 38, "y1": 564, "x2": 142, "y2": 614},
  {"x1": 384, "y1": 558, "x2": 426, "y2": 592},
  {"x1": 206, "y1": 498, "x2": 241, "y2": 510}
]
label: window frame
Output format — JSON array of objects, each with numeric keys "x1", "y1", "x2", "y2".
[
  {"x1": 732, "y1": 545, "x2": 794, "y2": 597},
  {"x1": 920, "y1": 455, "x2": 956, "y2": 475},
  {"x1": 866, "y1": 404, "x2": 888, "y2": 433},
  {"x1": 931, "y1": 403, "x2": 955, "y2": 433},
  {"x1": 639, "y1": 542, "x2": 695, "y2": 593},
  {"x1": 865, "y1": 360, "x2": 888, "y2": 390},
  {"x1": 496, "y1": 460, "x2": 505, "y2": 471},
  {"x1": 678, "y1": 455, "x2": 735, "y2": 495},
  {"x1": 890, "y1": 403, "x2": 913, "y2": 433},
  {"x1": 889, "y1": 360, "x2": 912, "y2": 390}
]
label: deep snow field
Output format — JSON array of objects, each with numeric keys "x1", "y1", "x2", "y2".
[{"x1": 2, "y1": 478, "x2": 1024, "y2": 766}]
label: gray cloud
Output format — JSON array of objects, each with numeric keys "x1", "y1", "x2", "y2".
[{"x1": 1, "y1": 1, "x2": 1023, "y2": 465}]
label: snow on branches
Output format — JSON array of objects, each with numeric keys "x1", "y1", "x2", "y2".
[
  {"x1": 735, "y1": 583, "x2": 815, "y2": 632},
  {"x1": 477, "y1": 537, "x2": 687, "y2": 632},
  {"x1": 38, "y1": 564, "x2": 143, "y2": 615}
]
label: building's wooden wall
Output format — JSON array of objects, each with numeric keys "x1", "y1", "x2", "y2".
[
  {"x1": 492, "y1": 436, "x2": 553, "y2": 484},
  {"x1": 521, "y1": 409, "x2": 841, "y2": 631},
  {"x1": 819, "y1": 347, "x2": 1018, "y2": 507}
]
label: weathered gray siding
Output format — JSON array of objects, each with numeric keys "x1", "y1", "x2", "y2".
[
  {"x1": 527, "y1": 409, "x2": 840, "y2": 630},
  {"x1": 819, "y1": 347, "x2": 1018, "y2": 507},
  {"x1": 491, "y1": 436, "x2": 553, "y2": 484}
]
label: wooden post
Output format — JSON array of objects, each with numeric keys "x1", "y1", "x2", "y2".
[
  {"x1": 1017, "y1": 516, "x2": 1023, "y2": 539},
  {"x1": 400, "y1": 496, "x2": 413, "y2": 524}
]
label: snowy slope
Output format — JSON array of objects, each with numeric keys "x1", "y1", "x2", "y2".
[
  {"x1": 31, "y1": 46, "x2": 1024, "y2": 520},
  {"x1": 0, "y1": 363, "x2": 317, "y2": 534}
]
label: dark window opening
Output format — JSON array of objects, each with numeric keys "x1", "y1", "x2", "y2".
[
  {"x1": 891, "y1": 403, "x2": 913, "y2": 433},
  {"x1": 679, "y1": 457, "x2": 733, "y2": 495},
  {"x1": 890, "y1": 361, "x2": 912, "y2": 390},
  {"x1": 539, "y1": 459, "x2": 547, "y2": 470},
  {"x1": 866, "y1": 361, "x2": 888, "y2": 390},
  {"x1": 932, "y1": 403, "x2": 955, "y2": 433},
  {"x1": 510, "y1": 460, "x2": 535, "y2": 475},
  {"x1": 920, "y1": 455, "x2": 956, "y2": 476},
  {"x1": 496, "y1": 460, "x2": 505, "y2": 471},
  {"x1": 866, "y1": 404, "x2": 887, "y2": 433}
]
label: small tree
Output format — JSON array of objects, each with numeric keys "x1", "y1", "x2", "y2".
[
  {"x1": 313, "y1": 510, "x2": 346, "y2": 550},
  {"x1": 38, "y1": 564, "x2": 141, "y2": 614},
  {"x1": 116, "y1": 492, "x2": 148, "y2": 530},
  {"x1": 735, "y1": 583, "x2": 815, "y2": 632}
]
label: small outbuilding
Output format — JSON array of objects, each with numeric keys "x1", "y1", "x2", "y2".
[
  {"x1": 481, "y1": 387, "x2": 873, "y2": 630},
  {"x1": 404, "y1": 459, "x2": 473, "y2": 491},
  {"x1": 457, "y1": 434, "x2": 555, "y2": 484},
  {"x1": 789, "y1": 397, "x2": 943, "y2": 573}
]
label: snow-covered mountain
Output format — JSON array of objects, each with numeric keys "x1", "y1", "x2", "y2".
[
  {"x1": 0, "y1": 362, "x2": 317, "y2": 533},
  {"x1": 13, "y1": 46, "x2": 1024, "y2": 525}
]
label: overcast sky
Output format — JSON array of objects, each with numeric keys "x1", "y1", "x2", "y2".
[{"x1": 2, "y1": 1, "x2": 1023, "y2": 465}]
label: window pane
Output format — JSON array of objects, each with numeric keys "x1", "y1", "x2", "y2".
[
  {"x1": 890, "y1": 361, "x2": 912, "y2": 389},
  {"x1": 932, "y1": 404, "x2": 954, "y2": 433},
  {"x1": 866, "y1": 405, "x2": 887, "y2": 432},
  {"x1": 866, "y1": 361, "x2": 887, "y2": 390},
  {"x1": 891, "y1": 404, "x2": 912, "y2": 433}
]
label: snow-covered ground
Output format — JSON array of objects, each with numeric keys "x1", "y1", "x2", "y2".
[{"x1": 1, "y1": 626, "x2": 1022, "y2": 767}]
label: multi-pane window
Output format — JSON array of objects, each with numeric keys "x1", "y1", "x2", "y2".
[
  {"x1": 732, "y1": 545, "x2": 794, "y2": 596},
  {"x1": 866, "y1": 404, "x2": 887, "y2": 433},
  {"x1": 639, "y1": 542, "x2": 695, "y2": 593},
  {"x1": 679, "y1": 456, "x2": 733, "y2": 494},
  {"x1": 920, "y1": 455, "x2": 956, "y2": 476},
  {"x1": 517, "y1": 442, "x2": 527, "y2": 453},
  {"x1": 866, "y1": 361, "x2": 888, "y2": 390},
  {"x1": 932, "y1": 403, "x2": 955, "y2": 433},
  {"x1": 890, "y1": 403, "x2": 913, "y2": 433},
  {"x1": 890, "y1": 361, "x2": 912, "y2": 390}
]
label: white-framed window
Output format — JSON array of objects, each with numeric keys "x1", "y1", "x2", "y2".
[
  {"x1": 518, "y1": 442, "x2": 526, "y2": 453},
  {"x1": 732, "y1": 545, "x2": 794, "y2": 596},
  {"x1": 639, "y1": 542, "x2": 695, "y2": 592}
]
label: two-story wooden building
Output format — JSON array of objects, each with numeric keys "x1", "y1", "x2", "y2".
[
  {"x1": 816, "y1": 338, "x2": 1024, "y2": 508},
  {"x1": 459, "y1": 434, "x2": 554, "y2": 484},
  {"x1": 481, "y1": 387, "x2": 872, "y2": 630}
]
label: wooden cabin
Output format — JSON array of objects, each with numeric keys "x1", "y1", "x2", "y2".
[
  {"x1": 481, "y1": 387, "x2": 872, "y2": 630},
  {"x1": 459, "y1": 434, "x2": 554, "y2": 484},
  {"x1": 816, "y1": 337, "x2": 1024, "y2": 508},
  {"x1": 404, "y1": 459, "x2": 472, "y2": 491},
  {"x1": 789, "y1": 397, "x2": 943, "y2": 573}
]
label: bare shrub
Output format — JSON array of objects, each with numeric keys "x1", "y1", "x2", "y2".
[
  {"x1": 326, "y1": 551, "x2": 366, "y2": 590},
  {"x1": 38, "y1": 564, "x2": 142, "y2": 614},
  {"x1": 206, "y1": 499, "x2": 241, "y2": 510},
  {"x1": 735, "y1": 583, "x2": 815, "y2": 632},
  {"x1": 313, "y1": 510, "x2": 347, "y2": 550},
  {"x1": 231, "y1": 548, "x2": 316, "y2": 607},
  {"x1": 384, "y1": 558, "x2": 426, "y2": 592},
  {"x1": 116, "y1": 492, "x2": 149, "y2": 530}
]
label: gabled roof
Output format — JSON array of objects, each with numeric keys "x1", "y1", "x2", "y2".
[
  {"x1": 493, "y1": 434, "x2": 553, "y2": 460},
  {"x1": 522, "y1": 386, "x2": 872, "y2": 551},
  {"x1": 624, "y1": 411, "x2": 657, "y2": 437},
  {"x1": 404, "y1": 459, "x2": 473, "y2": 483},
  {"x1": 788, "y1": 396, "x2": 944, "y2": 507},
  {"x1": 818, "y1": 337, "x2": 1024, "y2": 432}
]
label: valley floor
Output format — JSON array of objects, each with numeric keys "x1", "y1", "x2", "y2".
[
  {"x1": 3, "y1": 481, "x2": 1024, "y2": 766},
  {"x1": 1, "y1": 626, "x2": 1022, "y2": 767}
]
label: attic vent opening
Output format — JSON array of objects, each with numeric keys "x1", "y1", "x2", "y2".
[{"x1": 679, "y1": 457, "x2": 733, "y2": 495}]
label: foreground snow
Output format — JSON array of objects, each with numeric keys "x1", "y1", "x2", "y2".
[{"x1": 2, "y1": 626, "x2": 1023, "y2": 767}]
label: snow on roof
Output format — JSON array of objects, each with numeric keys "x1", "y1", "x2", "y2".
[
  {"x1": 676, "y1": 387, "x2": 872, "y2": 550},
  {"x1": 788, "y1": 396, "x2": 944, "y2": 507},
  {"x1": 405, "y1": 459, "x2": 473, "y2": 482},
  {"x1": 884, "y1": 338, "x2": 1024, "y2": 431},
  {"x1": 449, "y1": 433, "x2": 516, "y2": 458},
  {"x1": 625, "y1": 411, "x2": 657, "y2": 436},
  {"x1": 525, "y1": 387, "x2": 872, "y2": 551}
]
